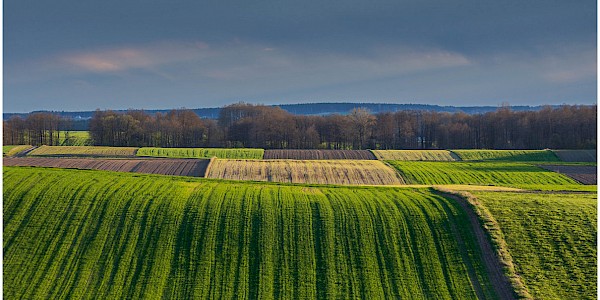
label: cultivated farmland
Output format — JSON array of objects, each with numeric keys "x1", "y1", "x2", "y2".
[
  {"x1": 3, "y1": 145, "x2": 33, "y2": 157},
  {"x1": 537, "y1": 165, "x2": 597, "y2": 185},
  {"x1": 137, "y1": 147, "x2": 264, "y2": 159},
  {"x1": 206, "y1": 159, "x2": 405, "y2": 185},
  {"x1": 4, "y1": 167, "x2": 500, "y2": 299},
  {"x1": 387, "y1": 161, "x2": 577, "y2": 186},
  {"x1": 4, "y1": 157, "x2": 210, "y2": 177},
  {"x1": 552, "y1": 149, "x2": 597, "y2": 162},
  {"x1": 28, "y1": 145, "x2": 138, "y2": 157},
  {"x1": 472, "y1": 191, "x2": 597, "y2": 299},
  {"x1": 59, "y1": 131, "x2": 91, "y2": 146},
  {"x1": 452, "y1": 150, "x2": 560, "y2": 162},
  {"x1": 372, "y1": 150, "x2": 458, "y2": 161},
  {"x1": 263, "y1": 149, "x2": 376, "y2": 160}
]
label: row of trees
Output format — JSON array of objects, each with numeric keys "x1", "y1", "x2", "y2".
[
  {"x1": 3, "y1": 113, "x2": 66, "y2": 146},
  {"x1": 4, "y1": 103, "x2": 596, "y2": 149}
]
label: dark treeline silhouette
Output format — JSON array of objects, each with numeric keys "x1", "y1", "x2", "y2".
[
  {"x1": 3, "y1": 113, "x2": 71, "y2": 146},
  {"x1": 4, "y1": 103, "x2": 597, "y2": 149}
]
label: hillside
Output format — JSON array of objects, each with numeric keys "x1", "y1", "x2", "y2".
[{"x1": 4, "y1": 167, "x2": 501, "y2": 299}]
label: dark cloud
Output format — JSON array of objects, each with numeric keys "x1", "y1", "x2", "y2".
[{"x1": 4, "y1": 0, "x2": 596, "y2": 112}]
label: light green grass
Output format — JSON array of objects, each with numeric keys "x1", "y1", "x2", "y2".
[
  {"x1": 472, "y1": 191, "x2": 597, "y2": 299},
  {"x1": 372, "y1": 150, "x2": 458, "y2": 161},
  {"x1": 3, "y1": 145, "x2": 32, "y2": 157},
  {"x1": 513, "y1": 184, "x2": 597, "y2": 192},
  {"x1": 27, "y1": 145, "x2": 138, "y2": 157},
  {"x1": 137, "y1": 147, "x2": 264, "y2": 159},
  {"x1": 451, "y1": 150, "x2": 560, "y2": 162},
  {"x1": 4, "y1": 167, "x2": 496, "y2": 299},
  {"x1": 387, "y1": 161, "x2": 578, "y2": 186},
  {"x1": 58, "y1": 131, "x2": 91, "y2": 146}
]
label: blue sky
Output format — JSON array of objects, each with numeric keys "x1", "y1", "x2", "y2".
[{"x1": 4, "y1": 0, "x2": 597, "y2": 112}]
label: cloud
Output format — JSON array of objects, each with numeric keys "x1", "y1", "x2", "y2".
[{"x1": 61, "y1": 41, "x2": 211, "y2": 73}]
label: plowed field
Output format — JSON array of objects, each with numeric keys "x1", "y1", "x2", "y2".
[
  {"x1": 537, "y1": 165, "x2": 597, "y2": 184},
  {"x1": 263, "y1": 149, "x2": 376, "y2": 160},
  {"x1": 28, "y1": 146, "x2": 138, "y2": 157},
  {"x1": 552, "y1": 150, "x2": 597, "y2": 162},
  {"x1": 4, "y1": 157, "x2": 209, "y2": 177},
  {"x1": 206, "y1": 159, "x2": 404, "y2": 185}
]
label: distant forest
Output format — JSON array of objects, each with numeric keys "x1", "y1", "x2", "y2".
[{"x1": 3, "y1": 103, "x2": 596, "y2": 149}]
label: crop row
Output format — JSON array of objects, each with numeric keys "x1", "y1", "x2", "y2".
[
  {"x1": 4, "y1": 167, "x2": 496, "y2": 299},
  {"x1": 205, "y1": 159, "x2": 406, "y2": 185},
  {"x1": 387, "y1": 161, "x2": 578, "y2": 186},
  {"x1": 28, "y1": 146, "x2": 138, "y2": 157},
  {"x1": 6, "y1": 144, "x2": 595, "y2": 162},
  {"x1": 4, "y1": 158, "x2": 210, "y2": 177},
  {"x1": 136, "y1": 147, "x2": 264, "y2": 159},
  {"x1": 472, "y1": 191, "x2": 597, "y2": 299}
]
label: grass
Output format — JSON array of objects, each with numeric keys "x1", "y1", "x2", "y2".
[
  {"x1": 206, "y1": 159, "x2": 406, "y2": 185},
  {"x1": 387, "y1": 161, "x2": 578, "y2": 186},
  {"x1": 58, "y1": 131, "x2": 91, "y2": 146},
  {"x1": 451, "y1": 150, "x2": 560, "y2": 162},
  {"x1": 137, "y1": 147, "x2": 264, "y2": 159},
  {"x1": 27, "y1": 145, "x2": 138, "y2": 157},
  {"x1": 472, "y1": 191, "x2": 597, "y2": 299},
  {"x1": 3, "y1": 145, "x2": 32, "y2": 157},
  {"x1": 371, "y1": 150, "x2": 458, "y2": 161},
  {"x1": 4, "y1": 167, "x2": 497, "y2": 299}
]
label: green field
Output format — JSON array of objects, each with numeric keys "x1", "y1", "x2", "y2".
[
  {"x1": 451, "y1": 150, "x2": 560, "y2": 162},
  {"x1": 137, "y1": 147, "x2": 264, "y2": 159},
  {"x1": 59, "y1": 131, "x2": 91, "y2": 146},
  {"x1": 387, "y1": 161, "x2": 577, "y2": 186},
  {"x1": 3, "y1": 145, "x2": 32, "y2": 157},
  {"x1": 472, "y1": 191, "x2": 597, "y2": 299},
  {"x1": 4, "y1": 167, "x2": 498, "y2": 299},
  {"x1": 372, "y1": 150, "x2": 458, "y2": 161}
]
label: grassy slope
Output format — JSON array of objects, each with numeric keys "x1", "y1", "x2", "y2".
[
  {"x1": 4, "y1": 167, "x2": 496, "y2": 299},
  {"x1": 372, "y1": 150, "x2": 457, "y2": 161},
  {"x1": 387, "y1": 161, "x2": 577, "y2": 186},
  {"x1": 137, "y1": 147, "x2": 264, "y2": 159},
  {"x1": 472, "y1": 192, "x2": 597, "y2": 299},
  {"x1": 3, "y1": 145, "x2": 32, "y2": 157},
  {"x1": 452, "y1": 150, "x2": 560, "y2": 162},
  {"x1": 27, "y1": 145, "x2": 138, "y2": 156}
]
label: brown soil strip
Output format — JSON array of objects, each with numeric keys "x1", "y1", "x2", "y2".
[
  {"x1": 434, "y1": 189, "x2": 521, "y2": 300},
  {"x1": 263, "y1": 149, "x2": 377, "y2": 160},
  {"x1": 537, "y1": 165, "x2": 597, "y2": 185},
  {"x1": 4, "y1": 157, "x2": 210, "y2": 177}
]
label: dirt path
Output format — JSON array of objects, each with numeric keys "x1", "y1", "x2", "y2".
[
  {"x1": 15, "y1": 146, "x2": 37, "y2": 157},
  {"x1": 440, "y1": 192, "x2": 517, "y2": 299}
]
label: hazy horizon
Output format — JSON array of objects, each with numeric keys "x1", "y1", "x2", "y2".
[{"x1": 4, "y1": 1, "x2": 597, "y2": 113}]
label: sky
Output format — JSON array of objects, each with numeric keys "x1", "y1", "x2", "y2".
[{"x1": 4, "y1": 0, "x2": 597, "y2": 112}]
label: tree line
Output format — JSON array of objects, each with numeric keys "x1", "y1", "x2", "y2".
[{"x1": 4, "y1": 103, "x2": 596, "y2": 149}]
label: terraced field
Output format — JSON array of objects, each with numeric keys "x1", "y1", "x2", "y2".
[
  {"x1": 372, "y1": 150, "x2": 458, "y2": 161},
  {"x1": 4, "y1": 158, "x2": 210, "y2": 177},
  {"x1": 551, "y1": 150, "x2": 597, "y2": 162},
  {"x1": 4, "y1": 167, "x2": 499, "y2": 299},
  {"x1": 137, "y1": 147, "x2": 264, "y2": 159},
  {"x1": 472, "y1": 191, "x2": 597, "y2": 299},
  {"x1": 263, "y1": 149, "x2": 376, "y2": 160},
  {"x1": 3, "y1": 145, "x2": 33, "y2": 157},
  {"x1": 28, "y1": 146, "x2": 138, "y2": 157},
  {"x1": 206, "y1": 159, "x2": 405, "y2": 185},
  {"x1": 387, "y1": 161, "x2": 577, "y2": 186},
  {"x1": 452, "y1": 150, "x2": 560, "y2": 162}
]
